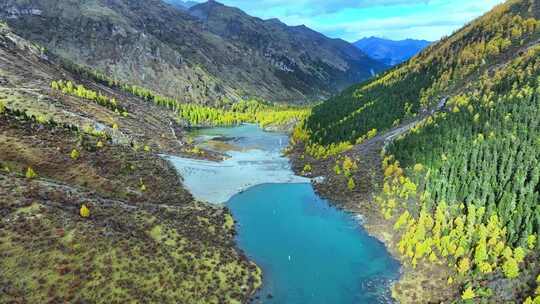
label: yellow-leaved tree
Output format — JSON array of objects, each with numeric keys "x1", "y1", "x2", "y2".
[
  {"x1": 80, "y1": 204, "x2": 90, "y2": 218},
  {"x1": 71, "y1": 149, "x2": 80, "y2": 160},
  {"x1": 461, "y1": 287, "x2": 475, "y2": 300},
  {"x1": 25, "y1": 167, "x2": 37, "y2": 179}
]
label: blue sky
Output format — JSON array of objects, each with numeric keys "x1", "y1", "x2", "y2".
[{"x1": 195, "y1": 0, "x2": 505, "y2": 42}]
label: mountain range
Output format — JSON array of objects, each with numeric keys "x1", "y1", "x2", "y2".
[
  {"x1": 0, "y1": 0, "x2": 385, "y2": 105},
  {"x1": 354, "y1": 37, "x2": 431, "y2": 66}
]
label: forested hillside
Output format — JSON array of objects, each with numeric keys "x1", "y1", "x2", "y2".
[
  {"x1": 382, "y1": 44, "x2": 540, "y2": 302},
  {"x1": 305, "y1": 0, "x2": 539, "y2": 146},
  {"x1": 56, "y1": 59, "x2": 309, "y2": 129},
  {"x1": 294, "y1": 0, "x2": 540, "y2": 302}
]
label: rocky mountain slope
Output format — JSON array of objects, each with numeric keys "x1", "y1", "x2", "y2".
[
  {"x1": 0, "y1": 22, "x2": 261, "y2": 303},
  {"x1": 354, "y1": 37, "x2": 431, "y2": 66},
  {"x1": 0, "y1": 0, "x2": 384, "y2": 105}
]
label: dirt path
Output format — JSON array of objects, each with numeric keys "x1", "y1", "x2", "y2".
[{"x1": 356, "y1": 96, "x2": 448, "y2": 156}]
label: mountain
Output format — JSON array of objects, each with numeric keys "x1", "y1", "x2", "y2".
[
  {"x1": 0, "y1": 22, "x2": 262, "y2": 303},
  {"x1": 164, "y1": 0, "x2": 199, "y2": 10},
  {"x1": 0, "y1": 0, "x2": 385, "y2": 105},
  {"x1": 304, "y1": 0, "x2": 539, "y2": 146},
  {"x1": 354, "y1": 37, "x2": 431, "y2": 66},
  {"x1": 294, "y1": 0, "x2": 540, "y2": 302}
]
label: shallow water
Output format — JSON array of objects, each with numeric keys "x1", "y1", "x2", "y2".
[
  {"x1": 167, "y1": 124, "x2": 400, "y2": 303},
  {"x1": 189, "y1": 124, "x2": 288, "y2": 152},
  {"x1": 166, "y1": 124, "x2": 308, "y2": 204}
]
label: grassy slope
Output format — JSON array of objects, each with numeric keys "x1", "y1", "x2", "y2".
[
  {"x1": 0, "y1": 24, "x2": 261, "y2": 303},
  {"x1": 0, "y1": 23, "x2": 187, "y2": 153}
]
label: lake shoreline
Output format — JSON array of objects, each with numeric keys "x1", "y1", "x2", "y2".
[
  {"x1": 288, "y1": 143, "x2": 456, "y2": 303},
  {"x1": 170, "y1": 124, "x2": 401, "y2": 303}
]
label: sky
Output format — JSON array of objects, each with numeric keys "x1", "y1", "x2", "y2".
[{"x1": 193, "y1": 0, "x2": 506, "y2": 42}]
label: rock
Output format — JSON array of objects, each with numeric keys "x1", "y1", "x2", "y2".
[{"x1": 312, "y1": 176, "x2": 325, "y2": 184}]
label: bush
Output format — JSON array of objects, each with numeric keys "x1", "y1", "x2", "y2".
[
  {"x1": 502, "y1": 257, "x2": 519, "y2": 279},
  {"x1": 347, "y1": 178, "x2": 356, "y2": 190}
]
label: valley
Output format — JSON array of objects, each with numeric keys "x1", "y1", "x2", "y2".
[
  {"x1": 1, "y1": 0, "x2": 540, "y2": 303},
  {"x1": 173, "y1": 123, "x2": 399, "y2": 303}
]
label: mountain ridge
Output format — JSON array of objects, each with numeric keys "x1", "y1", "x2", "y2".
[{"x1": 0, "y1": 0, "x2": 384, "y2": 105}]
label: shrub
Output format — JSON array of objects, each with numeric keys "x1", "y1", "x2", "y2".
[
  {"x1": 366, "y1": 128, "x2": 378, "y2": 140},
  {"x1": 139, "y1": 178, "x2": 147, "y2": 192},
  {"x1": 458, "y1": 257, "x2": 470, "y2": 274},
  {"x1": 302, "y1": 164, "x2": 312, "y2": 173},
  {"x1": 502, "y1": 257, "x2": 519, "y2": 279},
  {"x1": 514, "y1": 247, "x2": 526, "y2": 263},
  {"x1": 528, "y1": 235, "x2": 537, "y2": 249}
]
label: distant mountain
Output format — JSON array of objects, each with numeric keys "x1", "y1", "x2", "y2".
[
  {"x1": 164, "y1": 0, "x2": 199, "y2": 10},
  {"x1": 187, "y1": 1, "x2": 386, "y2": 99},
  {"x1": 0, "y1": 0, "x2": 385, "y2": 105},
  {"x1": 354, "y1": 37, "x2": 431, "y2": 66}
]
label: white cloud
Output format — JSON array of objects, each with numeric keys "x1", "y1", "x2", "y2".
[
  {"x1": 219, "y1": 0, "x2": 432, "y2": 16},
  {"x1": 334, "y1": 0, "x2": 505, "y2": 41},
  {"x1": 196, "y1": 0, "x2": 506, "y2": 41}
]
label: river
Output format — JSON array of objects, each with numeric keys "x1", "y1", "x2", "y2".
[{"x1": 166, "y1": 124, "x2": 399, "y2": 304}]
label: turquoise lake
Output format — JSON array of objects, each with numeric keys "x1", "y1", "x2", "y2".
[
  {"x1": 169, "y1": 124, "x2": 400, "y2": 303},
  {"x1": 228, "y1": 183, "x2": 400, "y2": 304}
]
